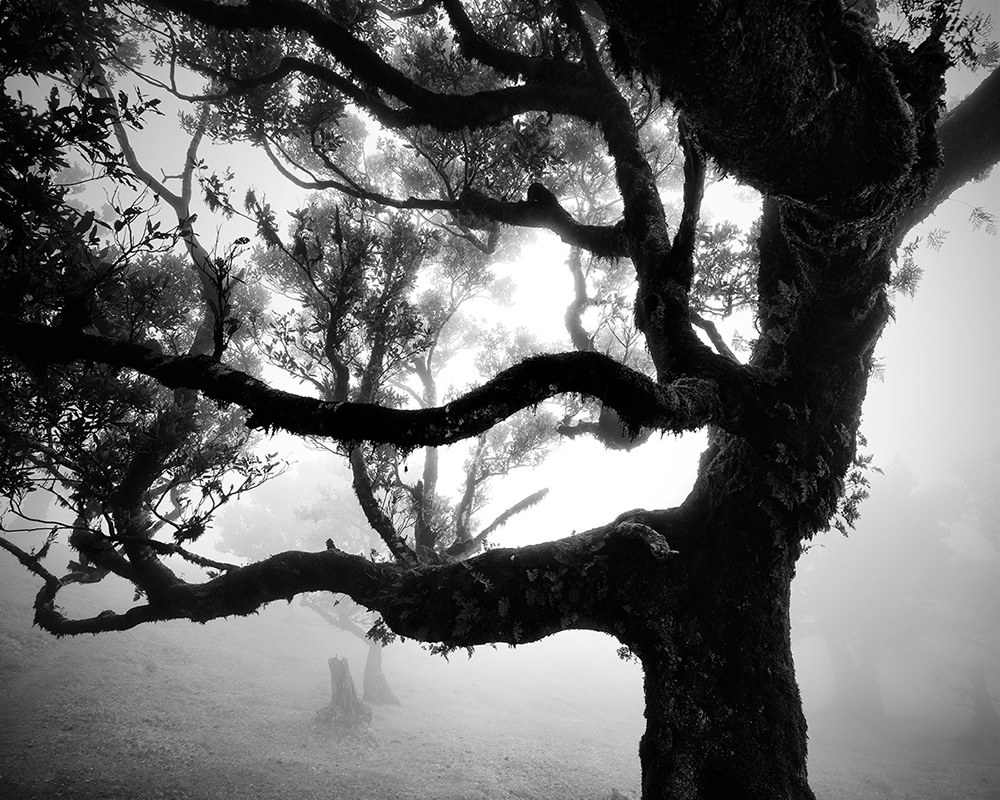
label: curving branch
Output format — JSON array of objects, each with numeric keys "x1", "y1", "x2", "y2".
[
  {"x1": 261, "y1": 138, "x2": 453, "y2": 209},
  {"x1": 263, "y1": 149, "x2": 627, "y2": 258},
  {"x1": 532, "y1": 12, "x2": 709, "y2": 384},
  {"x1": 0, "y1": 315, "x2": 761, "y2": 446},
  {"x1": 558, "y1": 246, "x2": 655, "y2": 451},
  {"x1": 564, "y1": 246, "x2": 594, "y2": 352},
  {"x1": 349, "y1": 448, "x2": 419, "y2": 566},
  {"x1": 590, "y1": 66, "x2": 670, "y2": 274}
]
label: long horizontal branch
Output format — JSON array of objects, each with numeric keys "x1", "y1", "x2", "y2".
[
  {"x1": 2, "y1": 513, "x2": 684, "y2": 642},
  {"x1": 0, "y1": 315, "x2": 759, "y2": 444},
  {"x1": 228, "y1": 53, "x2": 594, "y2": 132},
  {"x1": 262, "y1": 154, "x2": 627, "y2": 257}
]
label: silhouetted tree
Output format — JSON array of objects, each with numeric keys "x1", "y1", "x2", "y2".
[{"x1": 2, "y1": 1, "x2": 999, "y2": 797}]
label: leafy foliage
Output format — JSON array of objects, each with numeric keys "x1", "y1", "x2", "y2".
[
  {"x1": 0, "y1": 0, "x2": 276, "y2": 593},
  {"x1": 880, "y1": 0, "x2": 999, "y2": 69}
]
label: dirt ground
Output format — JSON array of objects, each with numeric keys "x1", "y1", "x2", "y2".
[{"x1": 1, "y1": 557, "x2": 997, "y2": 800}]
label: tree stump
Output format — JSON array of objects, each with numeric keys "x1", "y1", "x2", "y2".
[
  {"x1": 363, "y1": 641, "x2": 400, "y2": 705},
  {"x1": 315, "y1": 656, "x2": 372, "y2": 730}
]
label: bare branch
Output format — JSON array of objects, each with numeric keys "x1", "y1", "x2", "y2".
[
  {"x1": 115, "y1": 536, "x2": 237, "y2": 572},
  {"x1": 690, "y1": 312, "x2": 738, "y2": 362}
]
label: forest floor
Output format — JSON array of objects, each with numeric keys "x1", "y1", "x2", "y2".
[{"x1": 1, "y1": 555, "x2": 997, "y2": 800}]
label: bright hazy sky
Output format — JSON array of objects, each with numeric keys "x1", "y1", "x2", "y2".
[{"x1": 23, "y1": 8, "x2": 994, "y2": 550}]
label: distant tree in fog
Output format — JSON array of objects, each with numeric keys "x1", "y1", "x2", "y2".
[
  {"x1": 215, "y1": 462, "x2": 405, "y2": 704},
  {"x1": 931, "y1": 449, "x2": 1000, "y2": 743},
  {"x1": 1, "y1": 1, "x2": 999, "y2": 796},
  {"x1": 795, "y1": 465, "x2": 958, "y2": 719},
  {"x1": 795, "y1": 454, "x2": 999, "y2": 740},
  {"x1": 250, "y1": 184, "x2": 557, "y2": 564}
]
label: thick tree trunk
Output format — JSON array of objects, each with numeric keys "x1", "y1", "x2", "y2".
[
  {"x1": 362, "y1": 640, "x2": 400, "y2": 705},
  {"x1": 634, "y1": 565, "x2": 812, "y2": 799},
  {"x1": 615, "y1": 433, "x2": 821, "y2": 800}
]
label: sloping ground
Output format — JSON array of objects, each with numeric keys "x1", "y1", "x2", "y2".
[
  {"x1": 0, "y1": 554, "x2": 996, "y2": 799},
  {"x1": 807, "y1": 716, "x2": 1000, "y2": 800},
  {"x1": 0, "y1": 556, "x2": 643, "y2": 800}
]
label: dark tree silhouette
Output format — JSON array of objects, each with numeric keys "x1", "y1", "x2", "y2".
[{"x1": 1, "y1": 1, "x2": 999, "y2": 797}]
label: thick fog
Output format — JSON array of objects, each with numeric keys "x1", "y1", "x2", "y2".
[
  {"x1": 3, "y1": 4, "x2": 999, "y2": 799},
  {"x1": 3, "y1": 431, "x2": 998, "y2": 799}
]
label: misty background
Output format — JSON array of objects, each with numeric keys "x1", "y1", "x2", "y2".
[{"x1": 2, "y1": 7, "x2": 999, "y2": 799}]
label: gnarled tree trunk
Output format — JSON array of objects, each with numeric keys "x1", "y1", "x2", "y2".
[{"x1": 611, "y1": 437, "x2": 817, "y2": 799}]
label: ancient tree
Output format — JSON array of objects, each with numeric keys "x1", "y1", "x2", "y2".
[{"x1": 2, "y1": 1, "x2": 999, "y2": 798}]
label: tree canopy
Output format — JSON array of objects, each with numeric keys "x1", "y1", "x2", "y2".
[{"x1": 1, "y1": 1, "x2": 998, "y2": 797}]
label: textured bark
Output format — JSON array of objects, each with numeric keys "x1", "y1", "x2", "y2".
[
  {"x1": 595, "y1": 0, "x2": 924, "y2": 203},
  {"x1": 0, "y1": 321, "x2": 754, "y2": 445},
  {"x1": 609, "y1": 436, "x2": 815, "y2": 799}
]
